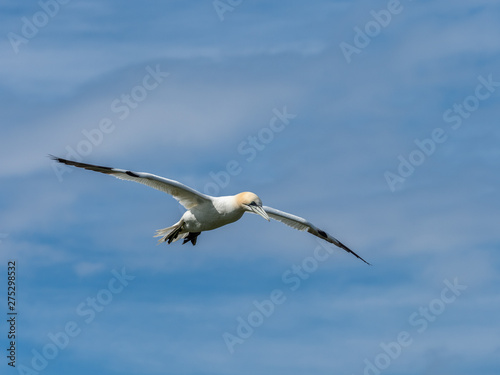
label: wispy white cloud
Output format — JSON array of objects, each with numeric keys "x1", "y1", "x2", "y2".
[{"x1": 2, "y1": 1, "x2": 500, "y2": 374}]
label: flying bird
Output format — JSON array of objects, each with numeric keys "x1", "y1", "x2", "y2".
[{"x1": 51, "y1": 156, "x2": 369, "y2": 265}]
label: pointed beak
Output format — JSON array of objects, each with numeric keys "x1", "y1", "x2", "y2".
[{"x1": 250, "y1": 205, "x2": 270, "y2": 221}]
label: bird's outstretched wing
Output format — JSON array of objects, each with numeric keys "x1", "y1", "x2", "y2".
[
  {"x1": 263, "y1": 206, "x2": 370, "y2": 265},
  {"x1": 50, "y1": 156, "x2": 211, "y2": 209}
]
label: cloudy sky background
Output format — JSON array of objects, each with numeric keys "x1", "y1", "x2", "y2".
[{"x1": 1, "y1": 0, "x2": 499, "y2": 374}]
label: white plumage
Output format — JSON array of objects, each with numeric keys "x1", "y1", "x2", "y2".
[{"x1": 51, "y1": 156, "x2": 369, "y2": 264}]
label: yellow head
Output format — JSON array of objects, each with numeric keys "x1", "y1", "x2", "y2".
[{"x1": 235, "y1": 192, "x2": 270, "y2": 221}]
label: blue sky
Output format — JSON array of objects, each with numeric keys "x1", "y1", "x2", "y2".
[{"x1": 1, "y1": 1, "x2": 500, "y2": 374}]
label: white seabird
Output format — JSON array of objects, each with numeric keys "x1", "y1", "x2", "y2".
[{"x1": 51, "y1": 156, "x2": 369, "y2": 264}]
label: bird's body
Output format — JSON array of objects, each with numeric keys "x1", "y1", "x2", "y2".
[
  {"x1": 51, "y1": 156, "x2": 370, "y2": 264},
  {"x1": 187, "y1": 195, "x2": 245, "y2": 232}
]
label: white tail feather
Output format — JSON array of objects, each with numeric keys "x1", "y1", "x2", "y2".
[{"x1": 154, "y1": 220, "x2": 186, "y2": 244}]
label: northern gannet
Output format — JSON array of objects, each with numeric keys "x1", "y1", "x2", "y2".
[{"x1": 51, "y1": 156, "x2": 369, "y2": 264}]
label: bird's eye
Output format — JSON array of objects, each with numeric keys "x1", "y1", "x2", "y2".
[{"x1": 248, "y1": 201, "x2": 258, "y2": 207}]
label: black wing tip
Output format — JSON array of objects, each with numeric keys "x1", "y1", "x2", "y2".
[
  {"x1": 48, "y1": 154, "x2": 62, "y2": 162},
  {"x1": 315, "y1": 228, "x2": 371, "y2": 265},
  {"x1": 48, "y1": 156, "x2": 115, "y2": 174},
  {"x1": 49, "y1": 155, "x2": 74, "y2": 166},
  {"x1": 339, "y1": 242, "x2": 371, "y2": 266},
  {"x1": 49, "y1": 155, "x2": 74, "y2": 165}
]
